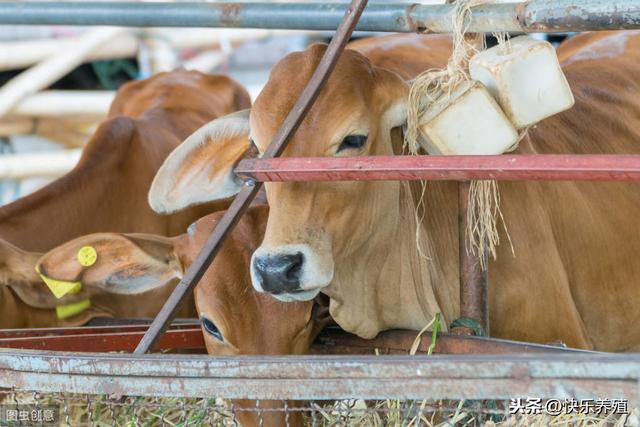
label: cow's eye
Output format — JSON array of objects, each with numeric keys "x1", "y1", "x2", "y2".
[
  {"x1": 201, "y1": 317, "x2": 224, "y2": 342},
  {"x1": 337, "y1": 134, "x2": 367, "y2": 152}
]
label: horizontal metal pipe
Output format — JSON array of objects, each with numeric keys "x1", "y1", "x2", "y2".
[
  {"x1": 0, "y1": 1, "x2": 638, "y2": 33},
  {"x1": 0, "y1": 350, "x2": 639, "y2": 399},
  {"x1": 11, "y1": 90, "x2": 114, "y2": 117},
  {"x1": 0, "y1": 149, "x2": 81, "y2": 180},
  {"x1": 235, "y1": 154, "x2": 640, "y2": 182}
]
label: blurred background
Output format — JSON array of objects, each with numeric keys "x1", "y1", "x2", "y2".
[{"x1": 0, "y1": 0, "x2": 563, "y2": 205}]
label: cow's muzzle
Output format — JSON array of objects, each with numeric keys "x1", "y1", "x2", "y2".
[
  {"x1": 252, "y1": 252, "x2": 304, "y2": 294},
  {"x1": 250, "y1": 243, "x2": 333, "y2": 301}
]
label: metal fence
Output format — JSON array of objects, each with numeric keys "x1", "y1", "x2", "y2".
[
  {"x1": 1, "y1": 1, "x2": 640, "y2": 425},
  {"x1": 1, "y1": 350, "x2": 638, "y2": 425},
  {"x1": 3, "y1": 350, "x2": 639, "y2": 400}
]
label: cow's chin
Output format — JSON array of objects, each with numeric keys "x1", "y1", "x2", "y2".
[{"x1": 272, "y1": 288, "x2": 322, "y2": 302}]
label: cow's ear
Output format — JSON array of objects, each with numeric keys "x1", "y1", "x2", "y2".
[
  {"x1": 36, "y1": 233, "x2": 183, "y2": 296},
  {"x1": 149, "y1": 109, "x2": 251, "y2": 214}
]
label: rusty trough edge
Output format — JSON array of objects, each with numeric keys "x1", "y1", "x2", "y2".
[
  {"x1": 133, "y1": 0, "x2": 369, "y2": 354},
  {"x1": 0, "y1": 351, "x2": 639, "y2": 400},
  {"x1": 0, "y1": 320, "x2": 201, "y2": 339},
  {"x1": 0, "y1": 329, "x2": 205, "y2": 352},
  {"x1": 313, "y1": 329, "x2": 597, "y2": 355},
  {"x1": 0, "y1": 324, "x2": 595, "y2": 354}
]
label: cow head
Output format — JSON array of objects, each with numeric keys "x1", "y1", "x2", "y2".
[
  {"x1": 247, "y1": 45, "x2": 408, "y2": 304},
  {"x1": 149, "y1": 42, "x2": 447, "y2": 338}
]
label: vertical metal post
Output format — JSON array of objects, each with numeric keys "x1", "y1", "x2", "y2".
[
  {"x1": 457, "y1": 181, "x2": 489, "y2": 335},
  {"x1": 444, "y1": 0, "x2": 489, "y2": 335}
]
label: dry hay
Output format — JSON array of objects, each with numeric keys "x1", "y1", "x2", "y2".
[
  {"x1": 2, "y1": 391, "x2": 636, "y2": 426},
  {"x1": 311, "y1": 399, "x2": 638, "y2": 427},
  {"x1": 1, "y1": 392, "x2": 233, "y2": 426}
]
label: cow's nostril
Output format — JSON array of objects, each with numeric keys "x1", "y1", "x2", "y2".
[
  {"x1": 253, "y1": 252, "x2": 304, "y2": 294},
  {"x1": 285, "y1": 253, "x2": 303, "y2": 281}
]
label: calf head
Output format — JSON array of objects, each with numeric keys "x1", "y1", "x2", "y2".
[
  {"x1": 37, "y1": 206, "x2": 325, "y2": 426},
  {"x1": 36, "y1": 206, "x2": 323, "y2": 355}
]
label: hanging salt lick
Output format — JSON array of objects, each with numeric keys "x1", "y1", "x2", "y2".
[
  {"x1": 469, "y1": 35, "x2": 575, "y2": 129},
  {"x1": 418, "y1": 79, "x2": 518, "y2": 155}
]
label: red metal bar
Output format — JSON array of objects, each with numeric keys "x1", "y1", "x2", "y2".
[{"x1": 235, "y1": 154, "x2": 640, "y2": 182}]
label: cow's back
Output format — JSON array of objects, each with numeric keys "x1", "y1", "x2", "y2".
[
  {"x1": 0, "y1": 70, "x2": 250, "y2": 251},
  {"x1": 349, "y1": 34, "x2": 451, "y2": 80},
  {"x1": 109, "y1": 70, "x2": 250, "y2": 140}
]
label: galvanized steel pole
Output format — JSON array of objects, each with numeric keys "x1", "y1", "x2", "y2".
[
  {"x1": 0, "y1": 1, "x2": 638, "y2": 33},
  {"x1": 0, "y1": 349, "x2": 637, "y2": 400}
]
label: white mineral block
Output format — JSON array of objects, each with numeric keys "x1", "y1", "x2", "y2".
[
  {"x1": 418, "y1": 80, "x2": 518, "y2": 155},
  {"x1": 469, "y1": 35, "x2": 575, "y2": 129}
]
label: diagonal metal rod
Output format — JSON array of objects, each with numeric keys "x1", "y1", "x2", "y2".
[{"x1": 134, "y1": 0, "x2": 370, "y2": 354}]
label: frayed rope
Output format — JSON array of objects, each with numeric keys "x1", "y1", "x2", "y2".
[{"x1": 405, "y1": 0, "x2": 520, "y2": 269}]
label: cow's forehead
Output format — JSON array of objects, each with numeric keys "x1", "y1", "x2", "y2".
[{"x1": 251, "y1": 45, "x2": 378, "y2": 152}]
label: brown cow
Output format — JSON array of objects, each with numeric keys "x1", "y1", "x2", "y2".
[
  {"x1": 0, "y1": 69, "x2": 251, "y2": 328},
  {"x1": 147, "y1": 31, "x2": 640, "y2": 352},
  {"x1": 36, "y1": 205, "x2": 328, "y2": 427}
]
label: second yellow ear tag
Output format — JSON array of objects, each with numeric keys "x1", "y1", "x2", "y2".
[{"x1": 77, "y1": 246, "x2": 98, "y2": 267}]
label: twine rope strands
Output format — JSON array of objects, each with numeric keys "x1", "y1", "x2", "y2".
[{"x1": 405, "y1": 0, "x2": 515, "y2": 269}]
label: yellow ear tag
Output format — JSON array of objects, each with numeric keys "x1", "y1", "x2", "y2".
[
  {"x1": 56, "y1": 298, "x2": 91, "y2": 320},
  {"x1": 35, "y1": 265, "x2": 82, "y2": 299},
  {"x1": 77, "y1": 246, "x2": 98, "y2": 267}
]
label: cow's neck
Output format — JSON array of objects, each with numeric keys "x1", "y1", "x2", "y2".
[
  {"x1": 0, "y1": 243, "x2": 62, "y2": 308},
  {"x1": 409, "y1": 180, "x2": 461, "y2": 325},
  {"x1": 328, "y1": 180, "x2": 457, "y2": 339},
  {"x1": 392, "y1": 180, "x2": 460, "y2": 328},
  {"x1": 370, "y1": 180, "x2": 460, "y2": 333}
]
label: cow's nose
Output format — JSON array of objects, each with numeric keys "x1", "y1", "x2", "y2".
[{"x1": 253, "y1": 252, "x2": 304, "y2": 294}]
